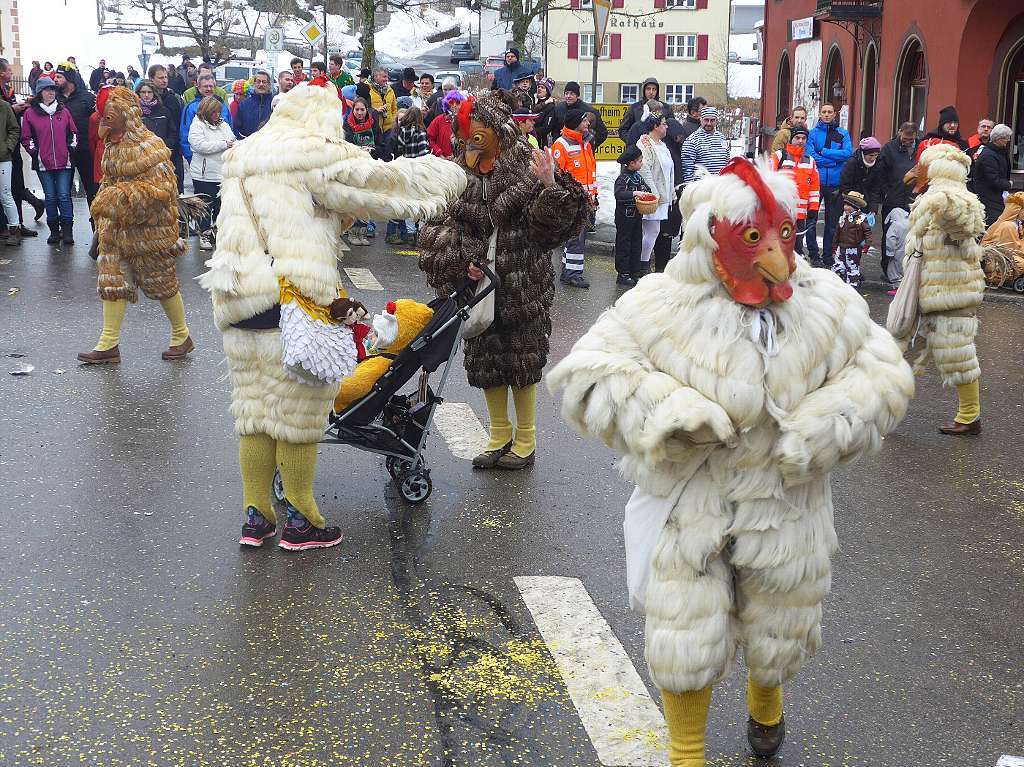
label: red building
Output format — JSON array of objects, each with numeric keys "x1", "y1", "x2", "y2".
[{"x1": 758, "y1": 0, "x2": 1024, "y2": 185}]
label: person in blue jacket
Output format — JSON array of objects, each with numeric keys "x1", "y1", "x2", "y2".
[
  {"x1": 491, "y1": 48, "x2": 533, "y2": 91},
  {"x1": 806, "y1": 102, "x2": 852, "y2": 268},
  {"x1": 180, "y1": 73, "x2": 232, "y2": 163},
  {"x1": 234, "y1": 70, "x2": 273, "y2": 139}
]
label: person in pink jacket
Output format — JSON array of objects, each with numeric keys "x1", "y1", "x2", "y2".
[{"x1": 20, "y1": 76, "x2": 79, "y2": 245}]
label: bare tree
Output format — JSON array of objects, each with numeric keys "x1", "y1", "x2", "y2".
[
  {"x1": 127, "y1": 0, "x2": 172, "y2": 50},
  {"x1": 166, "y1": 0, "x2": 245, "y2": 65}
]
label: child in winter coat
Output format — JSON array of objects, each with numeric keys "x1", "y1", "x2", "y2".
[
  {"x1": 387, "y1": 107, "x2": 429, "y2": 245},
  {"x1": 613, "y1": 146, "x2": 651, "y2": 286},
  {"x1": 833, "y1": 190, "x2": 873, "y2": 287},
  {"x1": 770, "y1": 126, "x2": 819, "y2": 259}
]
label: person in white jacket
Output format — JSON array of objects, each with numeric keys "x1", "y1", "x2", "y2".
[
  {"x1": 548, "y1": 157, "x2": 914, "y2": 766},
  {"x1": 188, "y1": 95, "x2": 235, "y2": 249}
]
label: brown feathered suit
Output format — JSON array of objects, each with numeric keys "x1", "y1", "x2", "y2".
[{"x1": 91, "y1": 87, "x2": 183, "y2": 303}]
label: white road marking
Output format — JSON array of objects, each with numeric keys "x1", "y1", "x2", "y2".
[
  {"x1": 997, "y1": 757, "x2": 1024, "y2": 767},
  {"x1": 344, "y1": 267, "x2": 384, "y2": 291},
  {"x1": 432, "y1": 402, "x2": 489, "y2": 461},
  {"x1": 515, "y1": 576, "x2": 668, "y2": 767}
]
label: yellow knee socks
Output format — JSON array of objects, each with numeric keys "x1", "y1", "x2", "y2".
[
  {"x1": 483, "y1": 386, "x2": 513, "y2": 451},
  {"x1": 276, "y1": 441, "x2": 325, "y2": 528},
  {"x1": 94, "y1": 298, "x2": 127, "y2": 351},
  {"x1": 510, "y1": 383, "x2": 537, "y2": 458},
  {"x1": 746, "y1": 676, "x2": 783, "y2": 727},
  {"x1": 159, "y1": 292, "x2": 190, "y2": 346},
  {"x1": 954, "y1": 380, "x2": 981, "y2": 424},
  {"x1": 661, "y1": 686, "x2": 712, "y2": 767},
  {"x1": 239, "y1": 433, "x2": 278, "y2": 524}
]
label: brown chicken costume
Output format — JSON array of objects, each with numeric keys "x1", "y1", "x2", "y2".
[
  {"x1": 418, "y1": 91, "x2": 590, "y2": 469},
  {"x1": 78, "y1": 87, "x2": 192, "y2": 364}
]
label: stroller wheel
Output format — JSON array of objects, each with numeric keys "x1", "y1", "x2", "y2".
[
  {"x1": 1013, "y1": 275, "x2": 1024, "y2": 294},
  {"x1": 399, "y1": 471, "x2": 432, "y2": 504},
  {"x1": 272, "y1": 469, "x2": 286, "y2": 503}
]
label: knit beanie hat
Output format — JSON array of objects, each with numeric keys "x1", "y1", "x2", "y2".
[
  {"x1": 537, "y1": 77, "x2": 555, "y2": 96},
  {"x1": 506, "y1": 48, "x2": 521, "y2": 61},
  {"x1": 938, "y1": 105, "x2": 959, "y2": 127},
  {"x1": 564, "y1": 109, "x2": 586, "y2": 130},
  {"x1": 790, "y1": 126, "x2": 809, "y2": 139},
  {"x1": 618, "y1": 145, "x2": 643, "y2": 165},
  {"x1": 355, "y1": 82, "x2": 371, "y2": 101},
  {"x1": 56, "y1": 61, "x2": 77, "y2": 74},
  {"x1": 858, "y1": 136, "x2": 881, "y2": 152},
  {"x1": 34, "y1": 76, "x2": 57, "y2": 96},
  {"x1": 396, "y1": 95, "x2": 414, "y2": 109},
  {"x1": 564, "y1": 81, "x2": 581, "y2": 96}
]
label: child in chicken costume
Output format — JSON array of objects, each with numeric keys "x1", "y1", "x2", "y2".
[
  {"x1": 548, "y1": 157, "x2": 914, "y2": 765},
  {"x1": 898, "y1": 143, "x2": 987, "y2": 435},
  {"x1": 77, "y1": 87, "x2": 192, "y2": 364},
  {"x1": 199, "y1": 84, "x2": 465, "y2": 550}
]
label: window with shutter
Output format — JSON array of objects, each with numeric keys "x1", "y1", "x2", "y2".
[
  {"x1": 568, "y1": 32, "x2": 578, "y2": 59},
  {"x1": 654, "y1": 0, "x2": 666, "y2": 9},
  {"x1": 610, "y1": 34, "x2": 622, "y2": 59},
  {"x1": 697, "y1": 0, "x2": 708, "y2": 8}
]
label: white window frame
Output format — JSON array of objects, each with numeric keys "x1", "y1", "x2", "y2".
[
  {"x1": 665, "y1": 34, "x2": 697, "y2": 60},
  {"x1": 583, "y1": 83, "x2": 605, "y2": 102},
  {"x1": 665, "y1": 0, "x2": 697, "y2": 7},
  {"x1": 578, "y1": 32, "x2": 610, "y2": 60},
  {"x1": 579, "y1": 0, "x2": 593, "y2": 7},
  {"x1": 663, "y1": 84, "x2": 694, "y2": 105},
  {"x1": 620, "y1": 83, "x2": 639, "y2": 104}
]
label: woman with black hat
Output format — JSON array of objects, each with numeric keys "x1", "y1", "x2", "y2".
[{"x1": 612, "y1": 145, "x2": 652, "y2": 285}]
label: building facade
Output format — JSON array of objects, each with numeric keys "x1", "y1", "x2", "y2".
[
  {"x1": 0, "y1": 0, "x2": 22, "y2": 78},
  {"x1": 545, "y1": 0, "x2": 729, "y2": 105},
  {"x1": 479, "y1": 7, "x2": 543, "y2": 60},
  {"x1": 760, "y1": 0, "x2": 1024, "y2": 186}
]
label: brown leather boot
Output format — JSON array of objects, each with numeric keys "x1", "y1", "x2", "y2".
[
  {"x1": 471, "y1": 440, "x2": 512, "y2": 470},
  {"x1": 939, "y1": 419, "x2": 981, "y2": 436},
  {"x1": 495, "y1": 451, "x2": 536, "y2": 470},
  {"x1": 161, "y1": 336, "x2": 194, "y2": 360},
  {"x1": 77, "y1": 346, "x2": 121, "y2": 364}
]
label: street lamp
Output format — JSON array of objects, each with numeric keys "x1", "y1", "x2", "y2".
[
  {"x1": 807, "y1": 79, "x2": 819, "y2": 101},
  {"x1": 832, "y1": 81, "x2": 845, "y2": 104}
]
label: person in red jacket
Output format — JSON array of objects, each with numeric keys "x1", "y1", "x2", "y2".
[{"x1": 770, "y1": 126, "x2": 819, "y2": 257}]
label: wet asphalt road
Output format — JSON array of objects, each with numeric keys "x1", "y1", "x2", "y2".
[{"x1": 0, "y1": 199, "x2": 1022, "y2": 767}]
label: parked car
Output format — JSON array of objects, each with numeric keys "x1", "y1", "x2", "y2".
[
  {"x1": 728, "y1": 51, "x2": 740, "y2": 63},
  {"x1": 450, "y1": 41, "x2": 476, "y2": 63},
  {"x1": 458, "y1": 60, "x2": 484, "y2": 76},
  {"x1": 433, "y1": 70, "x2": 463, "y2": 88},
  {"x1": 482, "y1": 56, "x2": 505, "y2": 75},
  {"x1": 342, "y1": 51, "x2": 404, "y2": 81}
]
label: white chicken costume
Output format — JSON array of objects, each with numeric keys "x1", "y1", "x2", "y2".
[
  {"x1": 548, "y1": 158, "x2": 914, "y2": 765},
  {"x1": 199, "y1": 84, "x2": 466, "y2": 550}
]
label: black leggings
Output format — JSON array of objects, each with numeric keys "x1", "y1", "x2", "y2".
[{"x1": 191, "y1": 179, "x2": 221, "y2": 232}]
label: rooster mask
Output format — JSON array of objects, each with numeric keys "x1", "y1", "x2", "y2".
[
  {"x1": 455, "y1": 97, "x2": 500, "y2": 173},
  {"x1": 710, "y1": 157, "x2": 797, "y2": 307}
]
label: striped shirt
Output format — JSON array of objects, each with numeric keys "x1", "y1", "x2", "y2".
[{"x1": 681, "y1": 128, "x2": 731, "y2": 185}]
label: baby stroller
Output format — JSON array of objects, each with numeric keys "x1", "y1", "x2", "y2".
[{"x1": 272, "y1": 261, "x2": 498, "y2": 506}]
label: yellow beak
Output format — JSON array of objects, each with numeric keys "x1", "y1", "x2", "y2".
[{"x1": 754, "y1": 236, "x2": 790, "y2": 284}]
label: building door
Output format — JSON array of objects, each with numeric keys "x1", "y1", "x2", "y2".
[
  {"x1": 1012, "y1": 80, "x2": 1024, "y2": 172},
  {"x1": 861, "y1": 44, "x2": 878, "y2": 138},
  {"x1": 999, "y1": 38, "x2": 1024, "y2": 178},
  {"x1": 777, "y1": 52, "x2": 792, "y2": 124},
  {"x1": 895, "y1": 39, "x2": 927, "y2": 133}
]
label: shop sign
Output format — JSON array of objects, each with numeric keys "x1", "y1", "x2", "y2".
[{"x1": 791, "y1": 17, "x2": 814, "y2": 41}]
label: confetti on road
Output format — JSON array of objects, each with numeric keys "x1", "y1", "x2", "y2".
[
  {"x1": 392, "y1": 249, "x2": 418, "y2": 257},
  {"x1": 344, "y1": 267, "x2": 383, "y2": 291},
  {"x1": 515, "y1": 576, "x2": 669, "y2": 766},
  {"x1": 432, "y1": 401, "x2": 489, "y2": 461}
]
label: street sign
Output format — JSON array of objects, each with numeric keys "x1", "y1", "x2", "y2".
[
  {"x1": 595, "y1": 138, "x2": 625, "y2": 162},
  {"x1": 299, "y1": 20, "x2": 325, "y2": 47},
  {"x1": 141, "y1": 32, "x2": 157, "y2": 49},
  {"x1": 592, "y1": 0, "x2": 613, "y2": 50},
  {"x1": 264, "y1": 26, "x2": 285, "y2": 52},
  {"x1": 594, "y1": 103, "x2": 628, "y2": 131}
]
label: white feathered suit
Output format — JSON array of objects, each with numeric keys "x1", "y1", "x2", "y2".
[
  {"x1": 547, "y1": 165, "x2": 914, "y2": 693},
  {"x1": 902, "y1": 143, "x2": 986, "y2": 386},
  {"x1": 198, "y1": 85, "x2": 467, "y2": 444}
]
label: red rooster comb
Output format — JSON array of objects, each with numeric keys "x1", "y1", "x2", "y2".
[
  {"x1": 719, "y1": 156, "x2": 777, "y2": 214},
  {"x1": 385, "y1": 301, "x2": 397, "y2": 314},
  {"x1": 456, "y1": 96, "x2": 475, "y2": 140}
]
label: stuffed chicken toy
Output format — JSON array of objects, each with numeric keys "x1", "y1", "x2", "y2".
[
  {"x1": 334, "y1": 299, "x2": 433, "y2": 412},
  {"x1": 548, "y1": 157, "x2": 914, "y2": 766}
]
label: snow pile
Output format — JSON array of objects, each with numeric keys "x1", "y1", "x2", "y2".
[
  {"x1": 596, "y1": 161, "x2": 618, "y2": 227},
  {"x1": 728, "y1": 62, "x2": 762, "y2": 99},
  {"x1": 375, "y1": 8, "x2": 474, "y2": 59}
]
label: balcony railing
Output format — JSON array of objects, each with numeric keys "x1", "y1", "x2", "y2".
[{"x1": 815, "y1": 0, "x2": 882, "y2": 20}]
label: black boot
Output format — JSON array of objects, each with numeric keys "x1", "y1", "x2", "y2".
[
  {"x1": 4, "y1": 225, "x2": 21, "y2": 246},
  {"x1": 61, "y1": 220, "x2": 74, "y2": 245},
  {"x1": 18, "y1": 225, "x2": 38, "y2": 238},
  {"x1": 24, "y1": 190, "x2": 44, "y2": 222},
  {"x1": 46, "y1": 221, "x2": 61, "y2": 245}
]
